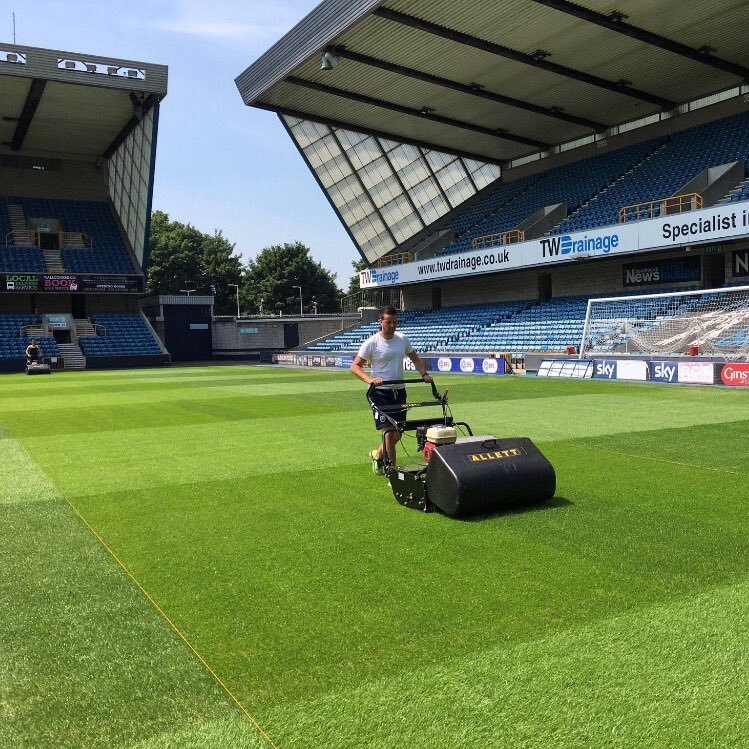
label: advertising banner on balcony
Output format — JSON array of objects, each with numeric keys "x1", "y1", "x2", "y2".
[
  {"x1": 359, "y1": 199, "x2": 749, "y2": 288},
  {"x1": 1, "y1": 274, "x2": 144, "y2": 293}
]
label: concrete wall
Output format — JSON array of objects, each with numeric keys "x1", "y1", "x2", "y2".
[
  {"x1": 0, "y1": 159, "x2": 107, "y2": 201},
  {"x1": 212, "y1": 316, "x2": 351, "y2": 357}
]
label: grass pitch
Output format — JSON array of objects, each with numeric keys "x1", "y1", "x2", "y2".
[{"x1": 1, "y1": 366, "x2": 748, "y2": 748}]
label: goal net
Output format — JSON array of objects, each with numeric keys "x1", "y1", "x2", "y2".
[{"x1": 580, "y1": 285, "x2": 749, "y2": 360}]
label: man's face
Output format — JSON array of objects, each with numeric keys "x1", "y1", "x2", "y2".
[{"x1": 380, "y1": 313, "x2": 397, "y2": 337}]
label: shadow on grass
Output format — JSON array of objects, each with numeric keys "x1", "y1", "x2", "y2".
[{"x1": 455, "y1": 495, "x2": 573, "y2": 522}]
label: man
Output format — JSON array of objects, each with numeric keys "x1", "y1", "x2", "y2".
[
  {"x1": 25, "y1": 338, "x2": 40, "y2": 364},
  {"x1": 350, "y1": 306, "x2": 432, "y2": 475}
]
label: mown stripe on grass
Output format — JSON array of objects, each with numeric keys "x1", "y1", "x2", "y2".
[
  {"x1": 0, "y1": 439, "x2": 273, "y2": 749},
  {"x1": 264, "y1": 576, "x2": 749, "y2": 749},
  {"x1": 0, "y1": 436, "x2": 61, "y2": 505},
  {"x1": 66, "y1": 446, "x2": 749, "y2": 712}
]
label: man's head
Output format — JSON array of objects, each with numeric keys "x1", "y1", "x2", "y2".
[
  {"x1": 379, "y1": 306, "x2": 398, "y2": 338},
  {"x1": 30, "y1": 338, "x2": 36, "y2": 344}
]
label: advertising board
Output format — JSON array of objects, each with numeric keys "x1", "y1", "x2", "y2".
[
  {"x1": 721, "y1": 362, "x2": 749, "y2": 386},
  {"x1": 537, "y1": 359, "x2": 594, "y2": 378},
  {"x1": 650, "y1": 361, "x2": 678, "y2": 383},
  {"x1": 1, "y1": 273, "x2": 144, "y2": 293},
  {"x1": 360, "y1": 199, "x2": 749, "y2": 288},
  {"x1": 622, "y1": 256, "x2": 701, "y2": 287},
  {"x1": 677, "y1": 361, "x2": 715, "y2": 385}
]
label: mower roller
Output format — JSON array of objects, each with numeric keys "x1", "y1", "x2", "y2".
[{"x1": 367, "y1": 378, "x2": 556, "y2": 517}]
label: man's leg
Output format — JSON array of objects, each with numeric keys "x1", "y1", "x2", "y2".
[{"x1": 378, "y1": 428, "x2": 401, "y2": 467}]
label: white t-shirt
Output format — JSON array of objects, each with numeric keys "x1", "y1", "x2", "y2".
[{"x1": 357, "y1": 331, "x2": 414, "y2": 387}]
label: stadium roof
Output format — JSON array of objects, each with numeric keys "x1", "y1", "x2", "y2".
[
  {"x1": 237, "y1": 0, "x2": 749, "y2": 164},
  {"x1": 0, "y1": 44, "x2": 167, "y2": 160}
]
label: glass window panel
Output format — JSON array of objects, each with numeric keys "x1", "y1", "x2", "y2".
[
  {"x1": 398, "y1": 159, "x2": 431, "y2": 190},
  {"x1": 367, "y1": 174, "x2": 402, "y2": 209},
  {"x1": 344, "y1": 136, "x2": 382, "y2": 170},
  {"x1": 409, "y1": 177, "x2": 442, "y2": 208},
  {"x1": 425, "y1": 150, "x2": 455, "y2": 171},
  {"x1": 435, "y1": 159, "x2": 469, "y2": 192},
  {"x1": 358, "y1": 156, "x2": 393, "y2": 190},
  {"x1": 315, "y1": 153, "x2": 350, "y2": 188},
  {"x1": 334, "y1": 128, "x2": 368, "y2": 149},
  {"x1": 445, "y1": 177, "x2": 474, "y2": 205},
  {"x1": 387, "y1": 143, "x2": 420, "y2": 172}
]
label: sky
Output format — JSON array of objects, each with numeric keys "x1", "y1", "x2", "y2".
[{"x1": 7, "y1": 0, "x2": 360, "y2": 287}]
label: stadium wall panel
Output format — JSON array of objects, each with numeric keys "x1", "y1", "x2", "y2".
[
  {"x1": 85, "y1": 354, "x2": 170, "y2": 369},
  {"x1": 0, "y1": 160, "x2": 106, "y2": 201}
]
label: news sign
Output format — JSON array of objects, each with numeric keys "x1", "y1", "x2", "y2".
[
  {"x1": 622, "y1": 256, "x2": 701, "y2": 287},
  {"x1": 733, "y1": 249, "x2": 749, "y2": 278}
]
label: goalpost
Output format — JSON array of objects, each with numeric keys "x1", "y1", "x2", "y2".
[{"x1": 579, "y1": 285, "x2": 749, "y2": 360}]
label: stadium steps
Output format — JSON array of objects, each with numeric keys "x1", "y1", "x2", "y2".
[
  {"x1": 57, "y1": 341, "x2": 86, "y2": 370},
  {"x1": 6, "y1": 204, "x2": 27, "y2": 237},
  {"x1": 718, "y1": 175, "x2": 749, "y2": 205},
  {"x1": 42, "y1": 248, "x2": 65, "y2": 273},
  {"x1": 551, "y1": 142, "x2": 669, "y2": 234},
  {"x1": 74, "y1": 319, "x2": 97, "y2": 337}
]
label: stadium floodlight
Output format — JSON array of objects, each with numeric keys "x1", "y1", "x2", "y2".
[
  {"x1": 292, "y1": 285, "x2": 303, "y2": 316},
  {"x1": 229, "y1": 283, "x2": 240, "y2": 318},
  {"x1": 320, "y1": 50, "x2": 340, "y2": 71},
  {"x1": 579, "y1": 285, "x2": 749, "y2": 360},
  {"x1": 180, "y1": 289, "x2": 196, "y2": 296}
]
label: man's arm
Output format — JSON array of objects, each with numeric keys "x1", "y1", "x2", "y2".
[
  {"x1": 407, "y1": 351, "x2": 433, "y2": 382},
  {"x1": 350, "y1": 355, "x2": 382, "y2": 385}
]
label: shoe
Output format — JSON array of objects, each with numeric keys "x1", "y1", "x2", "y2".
[{"x1": 369, "y1": 449, "x2": 385, "y2": 476}]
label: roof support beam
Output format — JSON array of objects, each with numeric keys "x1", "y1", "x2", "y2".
[
  {"x1": 285, "y1": 76, "x2": 550, "y2": 150},
  {"x1": 531, "y1": 0, "x2": 749, "y2": 80},
  {"x1": 103, "y1": 93, "x2": 158, "y2": 159},
  {"x1": 259, "y1": 102, "x2": 506, "y2": 165},
  {"x1": 10, "y1": 79, "x2": 46, "y2": 151},
  {"x1": 332, "y1": 47, "x2": 606, "y2": 131},
  {"x1": 373, "y1": 7, "x2": 676, "y2": 109}
]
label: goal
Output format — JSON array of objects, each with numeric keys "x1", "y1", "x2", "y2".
[{"x1": 579, "y1": 285, "x2": 749, "y2": 360}]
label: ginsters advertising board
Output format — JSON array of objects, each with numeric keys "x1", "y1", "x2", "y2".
[{"x1": 360, "y1": 199, "x2": 749, "y2": 288}]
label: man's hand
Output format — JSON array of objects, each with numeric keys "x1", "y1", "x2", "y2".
[
  {"x1": 422, "y1": 373, "x2": 433, "y2": 383},
  {"x1": 369, "y1": 376, "x2": 384, "y2": 385}
]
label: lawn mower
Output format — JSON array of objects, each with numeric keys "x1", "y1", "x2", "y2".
[
  {"x1": 25, "y1": 357, "x2": 51, "y2": 375},
  {"x1": 367, "y1": 378, "x2": 556, "y2": 517}
]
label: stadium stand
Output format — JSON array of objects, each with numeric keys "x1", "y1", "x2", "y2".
[
  {"x1": 6, "y1": 197, "x2": 137, "y2": 275},
  {"x1": 437, "y1": 141, "x2": 659, "y2": 256},
  {"x1": 556, "y1": 110, "x2": 749, "y2": 235},
  {"x1": 718, "y1": 176, "x2": 749, "y2": 204},
  {"x1": 78, "y1": 314, "x2": 164, "y2": 358},
  {"x1": 0, "y1": 314, "x2": 59, "y2": 363},
  {"x1": 307, "y1": 289, "x2": 719, "y2": 355},
  {"x1": 428, "y1": 110, "x2": 749, "y2": 257}
]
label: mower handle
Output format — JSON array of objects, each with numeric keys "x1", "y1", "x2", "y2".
[{"x1": 366, "y1": 378, "x2": 440, "y2": 402}]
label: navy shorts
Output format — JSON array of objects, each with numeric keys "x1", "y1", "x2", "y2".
[{"x1": 370, "y1": 387, "x2": 407, "y2": 430}]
